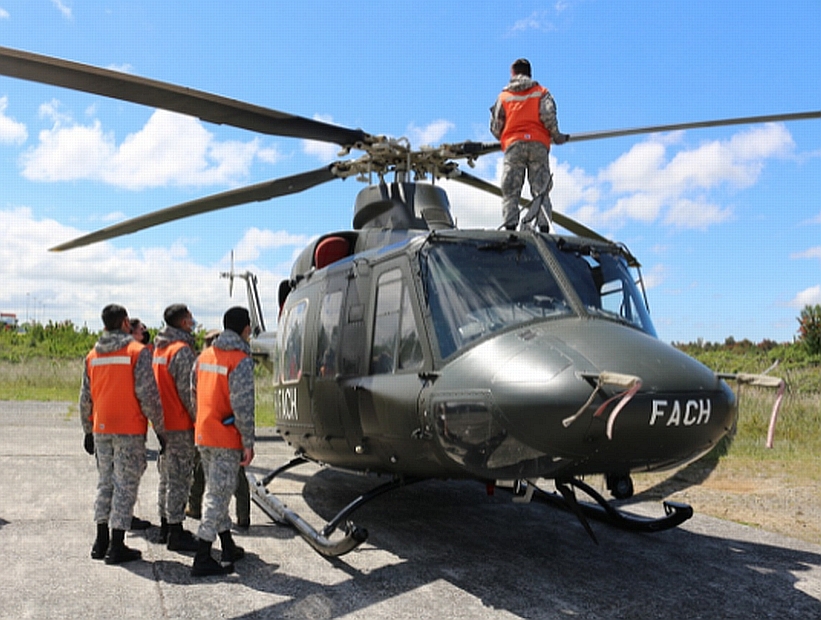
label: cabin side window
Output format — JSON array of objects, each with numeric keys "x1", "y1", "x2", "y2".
[
  {"x1": 278, "y1": 299, "x2": 308, "y2": 384},
  {"x1": 370, "y1": 269, "x2": 423, "y2": 375},
  {"x1": 316, "y1": 290, "x2": 342, "y2": 378}
]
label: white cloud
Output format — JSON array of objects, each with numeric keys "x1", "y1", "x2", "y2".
[
  {"x1": 0, "y1": 207, "x2": 287, "y2": 331},
  {"x1": 51, "y1": 0, "x2": 72, "y2": 19},
  {"x1": 302, "y1": 138, "x2": 338, "y2": 162},
  {"x1": 0, "y1": 96, "x2": 27, "y2": 144},
  {"x1": 508, "y1": 10, "x2": 557, "y2": 34},
  {"x1": 561, "y1": 123, "x2": 795, "y2": 232},
  {"x1": 444, "y1": 124, "x2": 794, "y2": 236},
  {"x1": 790, "y1": 285, "x2": 821, "y2": 309},
  {"x1": 0, "y1": 8, "x2": 9, "y2": 20},
  {"x1": 407, "y1": 119, "x2": 455, "y2": 147},
  {"x1": 791, "y1": 247, "x2": 821, "y2": 260},
  {"x1": 106, "y1": 63, "x2": 134, "y2": 74},
  {"x1": 302, "y1": 114, "x2": 345, "y2": 162},
  {"x1": 663, "y1": 198, "x2": 734, "y2": 230},
  {"x1": 102, "y1": 211, "x2": 128, "y2": 223},
  {"x1": 20, "y1": 108, "x2": 274, "y2": 190},
  {"x1": 232, "y1": 227, "x2": 313, "y2": 263},
  {"x1": 641, "y1": 263, "x2": 667, "y2": 290}
]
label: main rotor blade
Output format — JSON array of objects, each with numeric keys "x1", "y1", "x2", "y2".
[
  {"x1": 467, "y1": 110, "x2": 821, "y2": 153},
  {"x1": 566, "y1": 110, "x2": 821, "y2": 142},
  {"x1": 49, "y1": 165, "x2": 338, "y2": 252},
  {"x1": 450, "y1": 169, "x2": 611, "y2": 243},
  {"x1": 0, "y1": 46, "x2": 369, "y2": 147}
]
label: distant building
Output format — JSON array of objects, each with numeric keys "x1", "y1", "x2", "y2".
[{"x1": 1, "y1": 313, "x2": 18, "y2": 330}]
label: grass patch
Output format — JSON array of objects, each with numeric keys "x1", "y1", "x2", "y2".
[
  {"x1": 0, "y1": 358, "x2": 278, "y2": 428},
  {"x1": 0, "y1": 358, "x2": 83, "y2": 401}
]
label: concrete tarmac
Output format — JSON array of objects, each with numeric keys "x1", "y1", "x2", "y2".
[{"x1": 1, "y1": 400, "x2": 820, "y2": 619}]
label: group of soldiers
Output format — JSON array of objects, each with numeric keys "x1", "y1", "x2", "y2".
[{"x1": 80, "y1": 303, "x2": 256, "y2": 577}]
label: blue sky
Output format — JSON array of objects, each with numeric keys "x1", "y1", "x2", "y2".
[{"x1": 1, "y1": 1, "x2": 819, "y2": 344}]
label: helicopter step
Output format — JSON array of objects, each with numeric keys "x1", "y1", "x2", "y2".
[
  {"x1": 499, "y1": 477, "x2": 694, "y2": 544},
  {"x1": 247, "y1": 455, "x2": 424, "y2": 558}
]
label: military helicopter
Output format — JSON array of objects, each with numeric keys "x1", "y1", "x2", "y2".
[{"x1": 1, "y1": 46, "x2": 811, "y2": 556}]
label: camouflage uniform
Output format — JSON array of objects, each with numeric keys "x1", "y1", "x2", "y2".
[
  {"x1": 153, "y1": 325, "x2": 197, "y2": 525},
  {"x1": 191, "y1": 329, "x2": 255, "y2": 543},
  {"x1": 490, "y1": 73, "x2": 563, "y2": 230},
  {"x1": 80, "y1": 330, "x2": 164, "y2": 532}
]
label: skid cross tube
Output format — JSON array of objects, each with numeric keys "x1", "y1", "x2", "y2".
[
  {"x1": 504, "y1": 477, "x2": 693, "y2": 538},
  {"x1": 248, "y1": 456, "x2": 425, "y2": 557}
]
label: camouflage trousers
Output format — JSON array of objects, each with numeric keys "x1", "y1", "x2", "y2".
[
  {"x1": 501, "y1": 140, "x2": 553, "y2": 229},
  {"x1": 196, "y1": 446, "x2": 241, "y2": 542},
  {"x1": 94, "y1": 434, "x2": 147, "y2": 531},
  {"x1": 157, "y1": 429, "x2": 195, "y2": 524},
  {"x1": 188, "y1": 451, "x2": 250, "y2": 523}
]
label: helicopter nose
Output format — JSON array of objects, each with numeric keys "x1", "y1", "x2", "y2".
[{"x1": 432, "y1": 320, "x2": 736, "y2": 476}]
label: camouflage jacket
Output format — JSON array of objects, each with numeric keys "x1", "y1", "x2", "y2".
[
  {"x1": 490, "y1": 74, "x2": 561, "y2": 142},
  {"x1": 80, "y1": 329, "x2": 165, "y2": 435}
]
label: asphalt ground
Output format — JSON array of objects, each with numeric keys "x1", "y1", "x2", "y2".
[{"x1": 1, "y1": 400, "x2": 820, "y2": 620}]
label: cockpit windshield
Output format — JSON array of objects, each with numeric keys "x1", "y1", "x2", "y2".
[
  {"x1": 550, "y1": 239, "x2": 657, "y2": 338},
  {"x1": 420, "y1": 236, "x2": 574, "y2": 358}
]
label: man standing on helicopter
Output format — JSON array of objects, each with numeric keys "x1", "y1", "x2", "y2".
[{"x1": 490, "y1": 58, "x2": 568, "y2": 231}]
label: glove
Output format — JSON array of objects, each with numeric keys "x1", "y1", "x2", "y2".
[
  {"x1": 157, "y1": 433, "x2": 167, "y2": 456},
  {"x1": 83, "y1": 433, "x2": 95, "y2": 455},
  {"x1": 553, "y1": 133, "x2": 569, "y2": 145}
]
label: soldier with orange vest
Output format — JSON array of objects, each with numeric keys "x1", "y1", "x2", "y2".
[
  {"x1": 152, "y1": 303, "x2": 200, "y2": 552},
  {"x1": 189, "y1": 306, "x2": 255, "y2": 577},
  {"x1": 490, "y1": 58, "x2": 569, "y2": 231},
  {"x1": 80, "y1": 303, "x2": 165, "y2": 565}
]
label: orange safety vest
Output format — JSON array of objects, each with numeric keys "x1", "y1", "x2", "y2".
[
  {"x1": 86, "y1": 341, "x2": 147, "y2": 435},
  {"x1": 498, "y1": 84, "x2": 552, "y2": 152},
  {"x1": 153, "y1": 341, "x2": 194, "y2": 432},
  {"x1": 194, "y1": 347, "x2": 248, "y2": 449}
]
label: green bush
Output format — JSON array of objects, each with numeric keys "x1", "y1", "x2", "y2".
[
  {"x1": 0, "y1": 320, "x2": 99, "y2": 361},
  {"x1": 798, "y1": 304, "x2": 821, "y2": 356}
]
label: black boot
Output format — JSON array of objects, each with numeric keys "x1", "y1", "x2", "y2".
[
  {"x1": 159, "y1": 517, "x2": 169, "y2": 544},
  {"x1": 130, "y1": 515, "x2": 152, "y2": 530},
  {"x1": 167, "y1": 523, "x2": 199, "y2": 552},
  {"x1": 104, "y1": 528, "x2": 142, "y2": 565},
  {"x1": 219, "y1": 530, "x2": 245, "y2": 563},
  {"x1": 91, "y1": 522, "x2": 109, "y2": 560},
  {"x1": 191, "y1": 539, "x2": 233, "y2": 577}
]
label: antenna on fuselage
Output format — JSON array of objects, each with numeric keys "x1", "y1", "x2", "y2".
[{"x1": 220, "y1": 250, "x2": 266, "y2": 336}]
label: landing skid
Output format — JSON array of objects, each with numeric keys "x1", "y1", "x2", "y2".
[
  {"x1": 249, "y1": 459, "x2": 692, "y2": 557},
  {"x1": 507, "y1": 477, "x2": 693, "y2": 544},
  {"x1": 247, "y1": 456, "x2": 424, "y2": 557}
]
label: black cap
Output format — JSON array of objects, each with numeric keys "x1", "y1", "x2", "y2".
[
  {"x1": 223, "y1": 306, "x2": 251, "y2": 335},
  {"x1": 512, "y1": 58, "x2": 531, "y2": 77}
]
